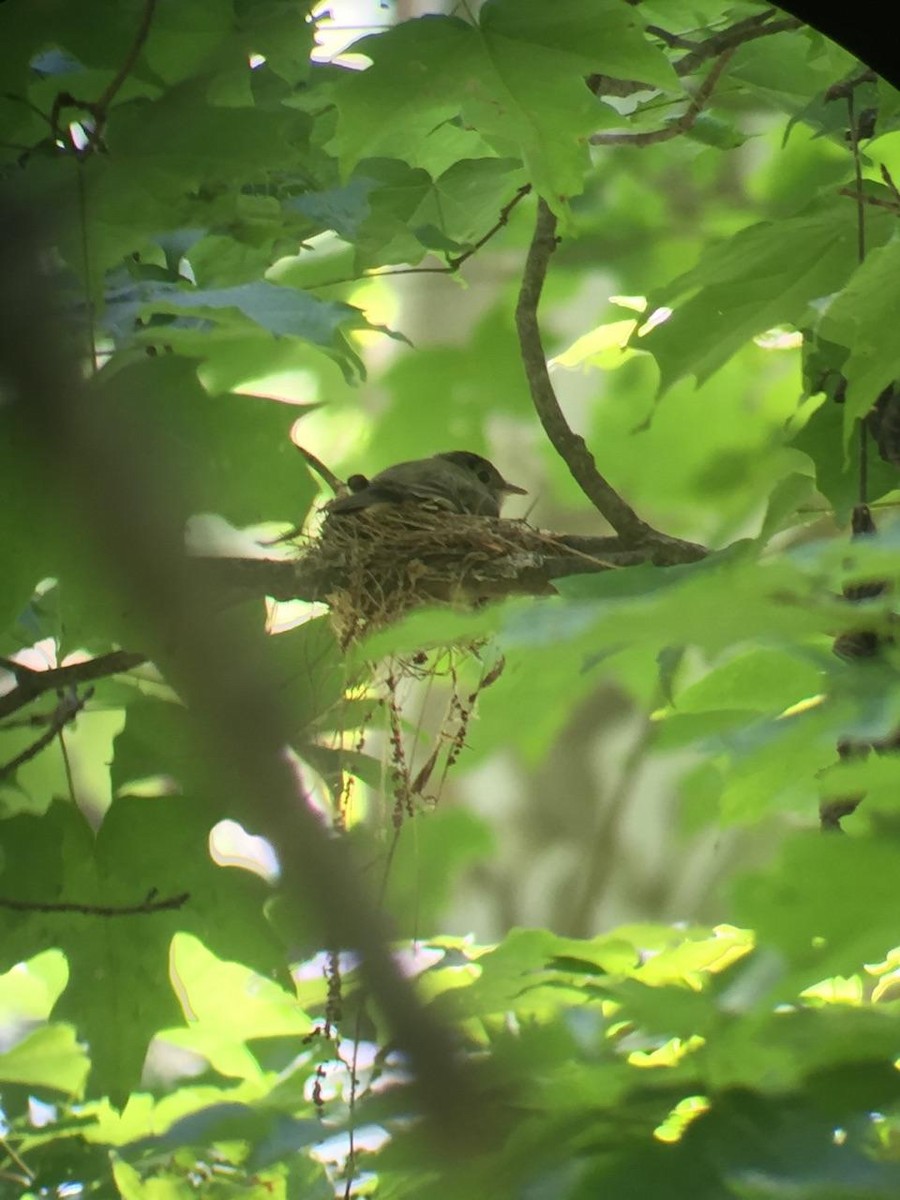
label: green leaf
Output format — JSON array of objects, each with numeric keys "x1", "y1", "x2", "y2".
[
  {"x1": 341, "y1": 156, "x2": 528, "y2": 269},
  {"x1": 88, "y1": 356, "x2": 316, "y2": 525},
  {"x1": 382, "y1": 808, "x2": 494, "y2": 938},
  {"x1": 236, "y1": 0, "x2": 315, "y2": 86},
  {"x1": 368, "y1": 305, "x2": 536, "y2": 464},
  {"x1": 543, "y1": 553, "x2": 837, "y2": 657},
  {"x1": 331, "y1": 1, "x2": 676, "y2": 205},
  {"x1": 819, "y1": 234, "x2": 900, "y2": 434},
  {"x1": 0, "y1": 1024, "x2": 89, "y2": 1096},
  {"x1": 643, "y1": 202, "x2": 895, "y2": 391},
  {"x1": 790, "y1": 393, "x2": 899, "y2": 518},
  {"x1": 142, "y1": 0, "x2": 235, "y2": 85},
  {"x1": 734, "y1": 831, "x2": 900, "y2": 990},
  {"x1": 0, "y1": 798, "x2": 287, "y2": 1101},
  {"x1": 112, "y1": 281, "x2": 370, "y2": 381},
  {"x1": 113, "y1": 620, "x2": 344, "y2": 799},
  {"x1": 674, "y1": 647, "x2": 823, "y2": 716}
]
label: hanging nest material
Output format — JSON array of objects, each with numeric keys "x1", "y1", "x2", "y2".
[{"x1": 298, "y1": 504, "x2": 580, "y2": 643}]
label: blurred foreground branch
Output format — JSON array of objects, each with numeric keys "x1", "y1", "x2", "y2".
[{"x1": 0, "y1": 199, "x2": 485, "y2": 1146}]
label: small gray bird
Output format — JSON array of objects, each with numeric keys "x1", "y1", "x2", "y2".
[{"x1": 328, "y1": 451, "x2": 526, "y2": 518}]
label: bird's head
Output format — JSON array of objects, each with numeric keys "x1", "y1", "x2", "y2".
[{"x1": 437, "y1": 451, "x2": 527, "y2": 503}]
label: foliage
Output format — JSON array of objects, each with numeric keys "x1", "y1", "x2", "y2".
[{"x1": 1, "y1": 1, "x2": 900, "y2": 1197}]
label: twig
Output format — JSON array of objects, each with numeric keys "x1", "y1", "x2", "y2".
[
  {"x1": 0, "y1": 650, "x2": 146, "y2": 720},
  {"x1": 0, "y1": 889, "x2": 190, "y2": 916},
  {"x1": 93, "y1": 0, "x2": 158, "y2": 121},
  {"x1": 0, "y1": 689, "x2": 91, "y2": 780},
  {"x1": 309, "y1": 185, "x2": 531, "y2": 289},
  {"x1": 295, "y1": 444, "x2": 345, "y2": 495},
  {"x1": 0, "y1": 1137, "x2": 33, "y2": 1185},
  {"x1": 824, "y1": 69, "x2": 877, "y2": 103},
  {"x1": 445, "y1": 184, "x2": 532, "y2": 271},
  {"x1": 837, "y1": 186, "x2": 900, "y2": 213},
  {"x1": 880, "y1": 163, "x2": 900, "y2": 207},
  {"x1": 645, "y1": 24, "x2": 696, "y2": 51},
  {"x1": 49, "y1": 0, "x2": 158, "y2": 155},
  {"x1": 673, "y1": 12, "x2": 800, "y2": 76},
  {"x1": 589, "y1": 11, "x2": 800, "y2": 101},
  {"x1": 514, "y1": 198, "x2": 705, "y2": 562},
  {"x1": 591, "y1": 48, "x2": 736, "y2": 147}
]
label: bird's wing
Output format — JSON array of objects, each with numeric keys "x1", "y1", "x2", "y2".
[{"x1": 327, "y1": 478, "x2": 457, "y2": 514}]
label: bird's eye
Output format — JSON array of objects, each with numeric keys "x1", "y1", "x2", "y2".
[{"x1": 477, "y1": 469, "x2": 492, "y2": 484}]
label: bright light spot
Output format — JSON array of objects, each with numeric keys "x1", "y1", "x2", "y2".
[
  {"x1": 185, "y1": 514, "x2": 269, "y2": 557},
  {"x1": 629, "y1": 1034, "x2": 705, "y2": 1069},
  {"x1": 778, "y1": 693, "x2": 825, "y2": 719},
  {"x1": 754, "y1": 326, "x2": 803, "y2": 350},
  {"x1": 638, "y1": 306, "x2": 672, "y2": 335},
  {"x1": 210, "y1": 819, "x2": 279, "y2": 881},
  {"x1": 28, "y1": 1097, "x2": 57, "y2": 1127},
  {"x1": 609, "y1": 294, "x2": 648, "y2": 313},
  {"x1": 654, "y1": 1094, "x2": 711, "y2": 1143},
  {"x1": 116, "y1": 775, "x2": 179, "y2": 798},
  {"x1": 800, "y1": 975, "x2": 863, "y2": 1006},
  {"x1": 267, "y1": 599, "x2": 331, "y2": 634},
  {"x1": 68, "y1": 122, "x2": 89, "y2": 150},
  {"x1": 549, "y1": 319, "x2": 637, "y2": 370},
  {"x1": 347, "y1": 275, "x2": 401, "y2": 352},
  {"x1": 310, "y1": 0, "x2": 386, "y2": 66},
  {"x1": 249, "y1": 53, "x2": 266, "y2": 68},
  {"x1": 394, "y1": 943, "x2": 445, "y2": 978}
]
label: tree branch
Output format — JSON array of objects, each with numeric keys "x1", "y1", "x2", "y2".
[
  {"x1": 49, "y1": 0, "x2": 158, "y2": 155},
  {"x1": 309, "y1": 184, "x2": 532, "y2": 290},
  {"x1": 587, "y1": 11, "x2": 801, "y2": 103},
  {"x1": 0, "y1": 889, "x2": 189, "y2": 916},
  {"x1": 514, "y1": 198, "x2": 705, "y2": 563},
  {"x1": 673, "y1": 12, "x2": 800, "y2": 76},
  {"x1": 0, "y1": 650, "x2": 146, "y2": 720},
  {"x1": 591, "y1": 48, "x2": 736, "y2": 147},
  {"x1": 192, "y1": 532, "x2": 650, "y2": 607},
  {"x1": 0, "y1": 689, "x2": 91, "y2": 779}
]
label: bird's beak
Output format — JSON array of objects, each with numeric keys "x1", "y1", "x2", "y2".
[{"x1": 502, "y1": 479, "x2": 527, "y2": 495}]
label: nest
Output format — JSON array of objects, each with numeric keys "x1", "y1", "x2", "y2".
[{"x1": 298, "y1": 505, "x2": 559, "y2": 643}]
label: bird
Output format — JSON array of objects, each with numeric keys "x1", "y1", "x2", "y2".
[{"x1": 327, "y1": 451, "x2": 526, "y2": 519}]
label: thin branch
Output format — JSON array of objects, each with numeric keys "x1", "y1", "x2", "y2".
[
  {"x1": 309, "y1": 185, "x2": 531, "y2": 290},
  {"x1": 837, "y1": 186, "x2": 900, "y2": 213},
  {"x1": 880, "y1": 163, "x2": 900, "y2": 207},
  {"x1": 591, "y1": 48, "x2": 736, "y2": 147},
  {"x1": 514, "y1": 199, "x2": 705, "y2": 562},
  {"x1": 673, "y1": 12, "x2": 800, "y2": 76},
  {"x1": 49, "y1": 0, "x2": 158, "y2": 154},
  {"x1": 445, "y1": 183, "x2": 532, "y2": 270},
  {"x1": 0, "y1": 1137, "x2": 33, "y2": 1185},
  {"x1": 295, "y1": 444, "x2": 346, "y2": 495},
  {"x1": 645, "y1": 24, "x2": 696, "y2": 51},
  {"x1": 0, "y1": 650, "x2": 146, "y2": 720},
  {"x1": 93, "y1": 0, "x2": 158, "y2": 119},
  {"x1": 0, "y1": 689, "x2": 91, "y2": 780},
  {"x1": 824, "y1": 69, "x2": 877, "y2": 103},
  {"x1": 515, "y1": 200, "x2": 643, "y2": 537},
  {"x1": 0, "y1": 889, "x2": 189, "y2": 916}
]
